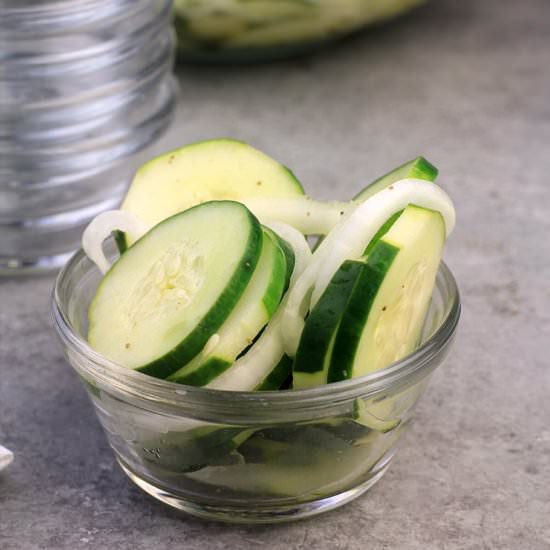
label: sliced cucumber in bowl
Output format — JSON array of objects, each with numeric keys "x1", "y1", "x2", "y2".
[
  {"x1": 88, "y1": 201, "x2": 263, "y2": 379},
  {"x1": 79, "y1": 140, "x2": 455, "y2": 402},
  {"x1": 329, "y1": 204, "x2": 446, "y2": 382}
]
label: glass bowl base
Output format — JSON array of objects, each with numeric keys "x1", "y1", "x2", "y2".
[{"x1": 117, "y1": 454, "x2": 393, "y2": 524}]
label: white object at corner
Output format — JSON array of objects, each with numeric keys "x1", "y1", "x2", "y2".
[{"x1": 0, "y1": 445, "x2": 14, "y2": 471}]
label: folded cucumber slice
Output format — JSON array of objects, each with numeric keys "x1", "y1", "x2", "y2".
[
  {"x1": 328, "y1": 204, "x2": 445, "y2": 382},
  {"x1": 242, "y1": 196, "x2": 353, "y2": 235},
  {"x1": 120, "y1": 138, "x2": 304, "y2": 247},
  {"x1": 354, "y1": 157, "x2": 438, "y2": 202},
  {"x1": 293, "y1": 260, "x2": 365, "y2": 389},
  {"x1": 168, "y1": 228, "x2": 289, "y2": 386},
  {"x1": 88, "y1": 201, "x2": 262, "y2": 378}
]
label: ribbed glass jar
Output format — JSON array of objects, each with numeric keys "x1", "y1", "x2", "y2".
[{"x1": 0, "y1": 0, "x2": 176, "y2": 274}]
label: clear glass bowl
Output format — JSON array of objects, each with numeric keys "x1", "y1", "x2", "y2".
[
  {"x1": 52, "y1": 242, "x2": 460, "y2": 523},
  {"x1": 174, "y1": 0, "x2": 430, "y2": 63},
  {"x1": 0, "y1": 0, "x2": 176, "y2": 274}
]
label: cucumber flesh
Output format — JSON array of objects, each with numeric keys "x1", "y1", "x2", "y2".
[
  {"x1": 88, "y1": 201, "x2": 262, "y2": 379},
  {"x1": 167, "y1": 228, "x2": 289, "y2": 386},
  {"x1": 328, "y1": 205, "x2": 445, "y2": 382},
  {"x1": 120, "y1": 139, "x2": 304, "y2": 247}
]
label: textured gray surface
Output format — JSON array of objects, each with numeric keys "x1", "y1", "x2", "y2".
[{"x1": 1, "y1": 0, "x2": 550, "y2": 548}]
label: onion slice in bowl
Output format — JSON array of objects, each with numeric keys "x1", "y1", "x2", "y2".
[{"x1": 82, "y1": 210, "x2": 149, "y2": 274}]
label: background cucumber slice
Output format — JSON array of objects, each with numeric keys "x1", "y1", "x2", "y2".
[
  {"x1": 168, "y1": 228, "x2": 289, "y2": 386},
  {"x1": 328, "y1": 204, "x2": 446, "y2": 382},
  {"x1": 120, "y1": 138, "x2": 304, "y2": 247},
  {"x1": 88, "y1": 201, "x2": 262, "y2": 379}
]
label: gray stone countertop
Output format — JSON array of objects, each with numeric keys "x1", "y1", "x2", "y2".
[{"x1": 1, "y1": 0, "x2": 549, "y2": 548}]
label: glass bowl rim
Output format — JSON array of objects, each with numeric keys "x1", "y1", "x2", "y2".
[{"x1": 52, "y1": 248, "x2": 461, "y2": 411}]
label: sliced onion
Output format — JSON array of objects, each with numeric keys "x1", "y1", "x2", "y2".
[
  {"x1": 206, "y1": 296, "x2": 288, "y2": 392},
  {"x1": 263, "y1": 221, "x2": 312, "y2": 286},
  {"x1": 82, "y1": 210, "x2": 149, "y2": 274},
  {"x1": 281, "y1": 179, "x2": 456, "y2": 356},
  {"x1": 243, "y1": 196, "x2": 354, "y2": 235}
]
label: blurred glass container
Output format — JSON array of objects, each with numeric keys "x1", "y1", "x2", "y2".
[
  {"x1": 174, "y1": 0, "x2": 429, "y2": 63},
  {"x1": 0, "y1": 0, "x2": 177, "y2": 274}
]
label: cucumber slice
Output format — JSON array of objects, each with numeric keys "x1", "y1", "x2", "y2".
[
  {"x1": 88, "y1": 201, "x2": 263, "y2": 378},
  {"x1": 120, "y1": 138, "x2": 304, "y2": 247},
  {"x1": 293, "y1": 259, "x2": 365, "y2": 389},
  {"x1": 354, "y1": 157, "x2": 438, "y2": 202},
  {"x1": 328, "y1": 205, "x2": 446, "y2": 382},
  {"x1": 167, "y1": 228, "x2": 289, "y2": 386}
]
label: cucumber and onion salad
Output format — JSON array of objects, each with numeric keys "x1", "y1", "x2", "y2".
[
  {"x1": 173, "y1": 0, "x2": 429, "y2": 53},
  {"x1": 83, "y1": 138, "x2": 455, "y2": 416}
]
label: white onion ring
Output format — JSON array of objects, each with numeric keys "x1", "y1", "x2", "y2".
[{"x1": 82, "y1": 210, "x2": 149, "y2": 274}]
